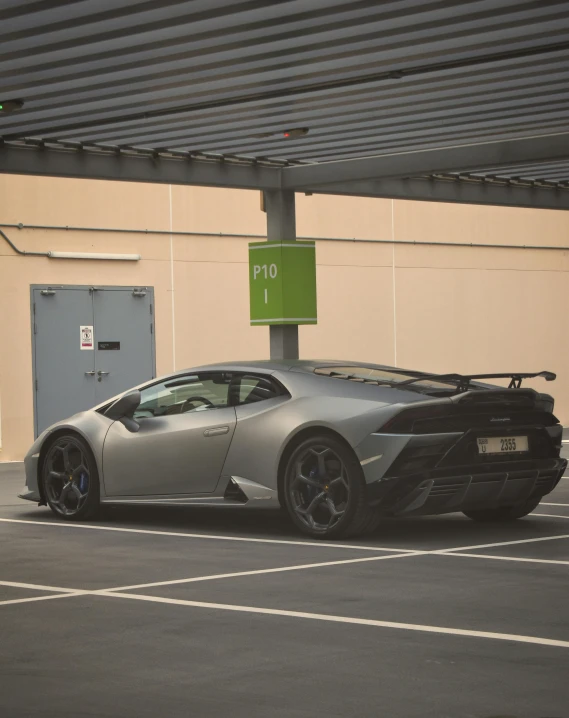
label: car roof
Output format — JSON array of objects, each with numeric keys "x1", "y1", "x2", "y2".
[{"x1": 187, "y1": 359, "x2": 403, "y2": 374}]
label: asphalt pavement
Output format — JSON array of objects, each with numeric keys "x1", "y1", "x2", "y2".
[{"x1": 1, "y1": 455, "x2": 568, "y2": 718}]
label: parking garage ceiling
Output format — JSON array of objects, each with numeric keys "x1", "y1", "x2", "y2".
[{"x1": 1, "y1": 0, "x2": 569, "y2": 209}]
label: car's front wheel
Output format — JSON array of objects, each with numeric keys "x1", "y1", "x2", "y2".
[
  {"x1": 283, "y1": 435, "x2": 380, "y2": 539},
  {"x1": 41, "y1": 434, "x2": 100, "y2": 521},
  {"x1": 463, "y1": 497, "x2": 541, "y2": 522}
]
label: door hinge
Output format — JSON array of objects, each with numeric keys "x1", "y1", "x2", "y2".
[
  {"x1": 35, "y1": 379, "x2": 38, "y2": 391},
  {"x1": 34, "y1": 323, "x2": 37, "y2": 334},
  {"x1": 150, "y1": 324, "x2": 153, "y2": 334},
  {"x1": 149, "y1": 303, "x2": 153, "y2": 315},
  {"x1": 33, "y1": 302, "x2": 36, "y2": 315}
]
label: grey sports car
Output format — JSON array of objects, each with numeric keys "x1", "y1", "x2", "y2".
[{"x1": 20, "y1": 360, "x2": 567, "y2": 538}]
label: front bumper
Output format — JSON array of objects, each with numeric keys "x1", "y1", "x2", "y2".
[{"x1": 367, "y1": 458, "x2": 566, "y2": 516}]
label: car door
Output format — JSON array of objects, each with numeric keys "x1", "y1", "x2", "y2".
[{"x1": 102, "y1": 372, "x2": 236, "y2": 496}]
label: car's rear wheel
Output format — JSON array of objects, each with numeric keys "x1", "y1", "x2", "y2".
[
  {"x1": 41, "y1": 435, "x2": 100, "y2": 521},
  {"x1": 283, "y1": 435, "x2": 380, "y2": 539},
  {"x1": 463, "y1": 497, "x2": 541, "y2": 522}
]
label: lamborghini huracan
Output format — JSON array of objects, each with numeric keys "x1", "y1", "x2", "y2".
[{"x1": 20, "y1": 360, "x2": 567, "y2": 538}]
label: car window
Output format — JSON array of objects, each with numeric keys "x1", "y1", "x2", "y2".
[
  {"x1": 134, "y1": 373, "x2": 232, "y2": 418},
  {"x1": 232, "y1": 374, "x2": 283, "y2": 405}
]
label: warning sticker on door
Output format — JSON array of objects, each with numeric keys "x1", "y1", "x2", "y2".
[{"x1": 80, "y1": 325, "x2": 94, "y2": 350}]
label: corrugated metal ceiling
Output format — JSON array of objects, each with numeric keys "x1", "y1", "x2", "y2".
[{"x1": 1, "y1": 0, "x2": 569, "y2": 186}]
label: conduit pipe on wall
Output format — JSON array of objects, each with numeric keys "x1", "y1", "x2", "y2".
[
  {"x1": 0, "y1": 228, "x2": 140, "y2": 260},
  {"x1": 0, "y1": 227, "x2": 46, "y2": 256},
  {"x1": 0, "y1": 222, "x2": 567, "y2": 252}
]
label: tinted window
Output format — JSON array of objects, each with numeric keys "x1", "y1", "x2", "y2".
[
  {"x1": 232, "y1": 374, "x2": 283, "y2": 405},
  {"x1": 134, "y1": 373, "x2": 231, "y2": 418}
]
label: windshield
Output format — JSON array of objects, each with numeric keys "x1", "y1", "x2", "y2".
[{"x1": 314, "y1": 365, "x2": 460, "y2": 390}]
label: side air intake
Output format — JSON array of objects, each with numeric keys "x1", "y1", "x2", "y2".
[{"x1": 223, "y1": 478, "x2": 248, "y2": 503}]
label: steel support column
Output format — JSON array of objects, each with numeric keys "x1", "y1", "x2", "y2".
[{"x1": 265, "y1": 190, "x2": 299, "y2": 360}]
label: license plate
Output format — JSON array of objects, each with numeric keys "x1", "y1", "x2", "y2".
[{"x1": 477, "y1": 436, "x2": 528, "y2": 454}]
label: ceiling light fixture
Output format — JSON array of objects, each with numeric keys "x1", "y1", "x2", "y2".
[
  {"x1": 0, "y1": 99, "x2": 24, "y2": 114},
  {"x1": 48, "y1": 251, "x2": 141, "y2": 261},
  {"x1": 252, "y1": 127, "x2": 310, "y2": 139},
  {"x1": 282, "y1": 127, "x2": 309, "y2": 138}
]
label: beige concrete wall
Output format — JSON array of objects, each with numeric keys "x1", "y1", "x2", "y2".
[{"x1": 1, "y1": 174, "x2": 568, "y2": 460}]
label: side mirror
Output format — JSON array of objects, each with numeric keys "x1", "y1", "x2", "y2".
[{"x1": 104, "y1": 390, "x2": 141, "y2": 432}]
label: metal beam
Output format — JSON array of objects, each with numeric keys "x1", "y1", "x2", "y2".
[
  {"x1": 2, "y1": 139, "x2": 569, "y2": 211},
  {"x1": 309, "y1": 176, "x2": 569, "y2": 211},
  {"x1": 0, "y1": 143, "x2": 282, "y2": 191},
  {"x1": 282, "y1": 133, "x2": 569, "y2": 188},
  {"x1": 265, "y1": 190, "x2": 299, "y2": 361}
]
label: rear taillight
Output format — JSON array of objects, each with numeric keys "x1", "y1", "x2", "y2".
[
  {"x1": 379, "y1": 405, "x2": 451, "y2": 434},
  {"x1": 379, "y1": 404, "x2": 558, "y2": 435}
]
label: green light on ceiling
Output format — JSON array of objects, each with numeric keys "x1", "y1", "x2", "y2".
[{"x1": 0, "y1": 99, "x2": 24, "y2": 114}]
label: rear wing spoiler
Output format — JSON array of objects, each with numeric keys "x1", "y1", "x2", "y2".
[{"x1": 399, "y1": 371, "x2": 556, "y2": 392}]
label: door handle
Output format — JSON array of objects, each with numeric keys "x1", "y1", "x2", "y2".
[
  {"x1": 204, "y1": 426, "x2": 229, "y2": 437},
  {"x1": 97, "y1": 370, "x2": 110, "y2": 376},
  {"x1": 85, "y1": 371, "x2": 96, "y2": 376}
]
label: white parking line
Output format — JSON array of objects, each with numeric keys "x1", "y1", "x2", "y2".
[
  {"x1": 0, "y1": 518, "x2": 414, "y2": 553},
  {"x1": 2, "y1": 516, "x2": 569, "y2": 555},
  {"x1": 3, "y1": 583, "x2": 568, "y2": 649},
  {"x1": 438, "y1": 534, "x2": 569, "y2": 553},
  {"x1": 106, "y1": 551, "x2": 426, "y2": 592},
  {"x1": 0, "y1": 592, "x2": 87, "y2": 607},
  {"x1": 541, "y1": 503, "x2": 569, "y2": 507},
  {"x1": 446, "y1": 552, "x2": 569, "y2": 566},
  {"x1": 106, "y1": 534, "x2": 569, "y2": 591},
  {"x1": 0, "y1": 580, "x2": 80, "y2": 593},
  {"x1": 97, "y1": 591, "x2": 569, "y2": 649}
]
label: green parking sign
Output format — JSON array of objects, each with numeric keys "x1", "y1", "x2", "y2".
[{"x1": 249, "y1": 241, "x2": 317, "y2": 325}]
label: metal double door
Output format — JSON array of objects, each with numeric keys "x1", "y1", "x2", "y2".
[{"x1": 33, "y1": 285, "x2": 155, "y2": 436}]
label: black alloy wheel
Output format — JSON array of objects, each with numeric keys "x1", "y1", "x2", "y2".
[
  {"x1": 283, "y1": 435, "x2": 380, "y2": 538},
  {"x1": 41, "y1": 435, "x2": 100, "y2": 520}
]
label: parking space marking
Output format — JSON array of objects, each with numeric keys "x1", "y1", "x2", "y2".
[
  {"x1": 438, "y1": 533, "x2": 569, "y2": 553},
  {"x1": 2, "y1": 517, "x2": 569, "y2": 557},
  {"x1": 97, "y1": 591, "x2": 569, "y2": 649},
  {"x1": 0, "y1": 580, "x2": 83, "y2": 593},
  {"x1": 0, "y1": 592, "x2": 87, "y2": 607},
  {"x1": 444, "y1": 552, "x2": 569, "y2": 566},
  {"x1": 452, "y1": 532, "x2": 569, "y2": 550},
  {"x1": 0, "y1": 518, "x2": 416, "y2": 553},
  {"x1": 108, "y1": 545, "x2": 569, "y2": 592},
  {"x1": 105, "y1": 551, "x2": 426, "y2": 592},
  {"x1": 541, "y1": 502, "x2": 569, "y2": 507}
]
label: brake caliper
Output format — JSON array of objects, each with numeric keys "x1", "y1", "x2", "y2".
[{"x1": 78, "y1": 472, "x2": 89, "y2": 494}]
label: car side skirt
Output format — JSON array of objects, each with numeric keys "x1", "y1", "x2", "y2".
[{"x1": 100, "y1": 476, "x2": 280, "y2": 509}]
